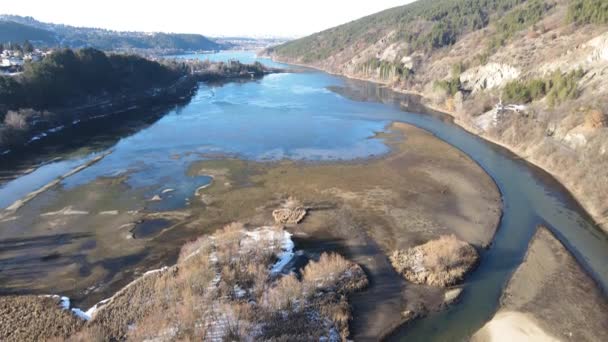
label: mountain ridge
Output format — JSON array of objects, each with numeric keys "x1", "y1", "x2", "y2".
[{"x1": 0, "y1": 15, "x2": 225, "y2": 52}]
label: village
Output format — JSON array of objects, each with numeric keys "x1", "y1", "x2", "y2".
[{"x1": 0, "y1": 41, "x2": 50, "y2": 75}]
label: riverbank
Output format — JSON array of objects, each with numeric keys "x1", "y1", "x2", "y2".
[
  {"x1": 472, "y1": 226, "x2": 608, "y2": 342},
  {"x1": 0, "y1": 122, "x2": 501, "y2": 340},
  {"x1": 267, "y1": 54, "x2": 608, "y2": 234}
]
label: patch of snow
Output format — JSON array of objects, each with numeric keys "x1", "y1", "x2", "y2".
[
  {"x1": 71, "y1": 307, "x2": 91, "y2": 320},
  {"x1": 42, "y1": 295, "x2": 93, "y2": 321},
  {"x1": 244, "y1": 227, "x2": 295, "y2": 274},
  {"x1": 28, "y1": 132, "x2": 47, "y2": 143},
  {"x1": 234, "y1": 285, "x2": 247, "y2": 299},
  {"x1": 41, "y1": 206, "x2": 89, "y2": 216},
  {"x1": 47, "y1": 125, "x2": 64, "y2": 133},
  {"x1": 144, "y1": 266, "x2": 168, "y2": 276},
  {"x1": 149, "y1": 194, "x2": 162, "y2": 201}
]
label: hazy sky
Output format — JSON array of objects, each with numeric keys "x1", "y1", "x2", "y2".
[{"x1": 5, "y1": 0, "x2": 415, "y2": 38}]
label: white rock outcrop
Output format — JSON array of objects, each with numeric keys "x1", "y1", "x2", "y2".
[
  {"x1": 461, "y1": 63, "x2": 520, "y2": 93},
  {"x1": 586, "y1": 32, "x2": 608, "y2": 63}
]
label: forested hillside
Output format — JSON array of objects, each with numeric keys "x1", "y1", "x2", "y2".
[
  {"x1": 0, "y1": 49, "x2": 184, "y2": 113},
  {"x1": 0, "y1": 21, "x2": 57, "y2": 45},
  {"x1": 0, "y1": 16, "x2": 224, "y2": 52},
  {"x1": 267, "y1": 0, "x2": 608, "y2": 232}
]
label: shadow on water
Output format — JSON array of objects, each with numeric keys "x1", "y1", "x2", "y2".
[
  {"x1": 0, "y1": 104, "x2": 185, "y2": 185},
  {"x1": 131, "y1": 219, "x2": 171, "y2": 239}
]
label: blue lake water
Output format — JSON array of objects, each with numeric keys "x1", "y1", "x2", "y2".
[{"x1": 0, "y1": 51, "x2": 606, "y2": 341}]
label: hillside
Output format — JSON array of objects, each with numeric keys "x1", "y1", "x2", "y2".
[
  {"x1": 0, "y1": 15, "x2": 224, "y2": 52},
  {"x1": 267, "y1": 0, "x2": 608, "y2": 232},
  {"x1": 0, "y1": 21, "x2": 57, "y2": 45}
]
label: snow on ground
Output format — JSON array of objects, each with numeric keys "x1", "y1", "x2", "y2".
[
  {"x1": 42, "y1": 295, "x2": 93, "y2": 320},
  {"x1": 244, "y1": 226, "x2": 295, "y2": 274}
]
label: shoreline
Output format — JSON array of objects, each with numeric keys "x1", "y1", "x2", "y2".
[
  {"x1": 0, "y1": 122, "x2": 502, "y2": 340},
  {"x1": 472, "y1": 226, "x2": 608, "y2": 342},
  {"x1": 270, "y1": 55, "x2": 607, "y2": 234}
]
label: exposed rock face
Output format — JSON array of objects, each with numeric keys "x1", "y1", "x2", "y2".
[
  {"x1": 390, "y1": 235, "x2": 479, "y2": 287},
  {"x1": 460, "y1": 63, "x2": 520, "y2": 93},
  {"x1": 586, "y1": 32, "x2": 608, "y2": 63}
]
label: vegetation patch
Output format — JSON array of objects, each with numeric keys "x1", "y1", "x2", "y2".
[
  {"x1": 271, "y1": 0, "x2": 530, "y2": 61},
  {"x1": 390, "y1": 235, "x2": 479, "y2": 287},
  {"x1": 0, "y1": 295, "x2": 84, "y2": 341},
  {"x1": 358, "y1": 58, "x2": 413, "y2": 82},
  {"x1": 567, "y1": 0, "x2": 608, "y2": 25},
  {"x1": 67, "y1": 222, "x2": 367, "y2": 341},
  {"x1": 487, "y1": 0, "x2": 553, "y2": 51},
  {"x1": 502, "y1": 68, "x2": 584, "y2": 105}
]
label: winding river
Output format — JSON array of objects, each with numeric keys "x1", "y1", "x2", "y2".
[{"x1": 0, "y1": 51, "x2": 606, "y2": 341}]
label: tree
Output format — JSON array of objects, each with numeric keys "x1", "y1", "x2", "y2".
[
  {"x1": 23, "y1": 40, "x2": 34, "y2": 53},
  {"x1": 11, "y1": 43, "x2": 22, "y2": 53}
]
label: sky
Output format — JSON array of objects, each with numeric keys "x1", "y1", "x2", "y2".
[{"x1": 4, "y1": 0, "x2": 415, "y2": 38}]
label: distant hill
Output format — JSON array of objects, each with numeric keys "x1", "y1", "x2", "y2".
[
  {"x1": 0, "y1": 21, "x2": 57, "y2": 45},
  {"x1": 0, "y1": 15, "x2": 224, "y2": 52}
]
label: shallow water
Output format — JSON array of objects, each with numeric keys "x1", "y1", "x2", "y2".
[{"x1": 0, "y1": 51, "x2": 606, "y2": 340}]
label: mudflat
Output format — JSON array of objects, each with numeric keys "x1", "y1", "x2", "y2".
[
  {"x1": 0, "y1": 122, "x2": 501, "y2": 340},
  {"x1": 472, "y1": 226, "x2": 608, "y2": 342}
]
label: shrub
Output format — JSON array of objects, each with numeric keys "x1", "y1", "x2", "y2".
[
  {"x1": 502, "y1": 69, "x2": 584, "y2": 105},
  {"x1": 3, "y1": 110, "x2": 29, "y2": 130},
  {"x1": 424, "y1": 235, "x2": 477, "y2": 273},
  {"x1": 434, "y1": 75, "x2": 462, "y2": 97},
  {"x1": 265, "y1": 274, "x2": 303, "y2": 310},
  {"x1": 302, "y1": 252, "x2": 351, "y2": 290},
  {"x1": 546, "y1": 69, "x2": 584, "y2": 106},
  {"x1": 503, "y1": 80, "x2": 533, "y2": 103}
]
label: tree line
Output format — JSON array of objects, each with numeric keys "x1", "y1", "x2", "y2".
[{"x1": 0, "y1": 48, "x2": 184, "y2": 118}]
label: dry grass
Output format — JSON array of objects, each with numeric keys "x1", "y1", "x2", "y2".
[
  {"x1": 17, "y1": 222, "x2": 367, "y2": 341},
  {"x1": 0, "y1": 295, "x2": 84, "y2": 342},
  {"x1": 302, "y1": 252, "x2": 352, "y2": 290},
  {"x1": 265, "y1": 273, "x2": 303, "y2": 310},
  {"x1": 424, "y1": 235, "x2": 478, "y2": 273},
  {"x1": 390, "y1": 235, "x2": 479, "y2": 287}
]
